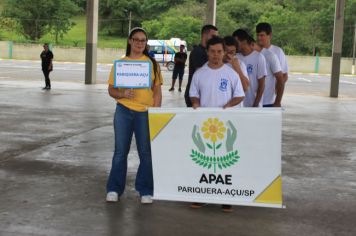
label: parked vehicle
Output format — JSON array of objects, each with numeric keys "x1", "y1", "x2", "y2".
[{"x1": 147, "y1": 38, "x2": 187, "y2": 71}]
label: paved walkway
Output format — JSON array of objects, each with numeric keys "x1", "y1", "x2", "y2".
[{"x1": 0, "y1": 79, "x2": 355, "y2": 236}]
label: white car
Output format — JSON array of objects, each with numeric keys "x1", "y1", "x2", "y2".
[{"x1": 148, "y1": 38, "x2": 187, "y2": 71}]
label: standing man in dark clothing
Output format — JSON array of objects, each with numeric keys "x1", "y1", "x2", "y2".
[
  {"x1": 169, "y1": 44, "x2": 187, "y2": 92},
  {"x1": 40, "y1": 43, "x2": 53, "y2": 90},
  {"x1": 184, "y1": 24, "x2": 218, "y2": 107}
]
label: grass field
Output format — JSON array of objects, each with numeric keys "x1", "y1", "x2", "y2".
[{"x1": 0, "y1": 15, "x2": 127, "y2": 49}]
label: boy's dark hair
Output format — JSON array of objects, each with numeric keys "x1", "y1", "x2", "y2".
[
  {"x1": 232, "y1": 29, "x2": 255, "y2": 44},
  {"x1": 201, "y1": 24, "x2": 218, "y2": 35},
  {"x1": 206, "y1": 36, "x2": 225, "y2": 50},
  {"x1": 256, "y1": 22, "x2": 272, "y2": 35},
  {"x1": 223, "y1": 36, "x2": 238, "y2": 48}
]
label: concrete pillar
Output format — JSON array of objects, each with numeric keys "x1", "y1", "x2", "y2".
[
  {"x1": 85, "y1": 0, "x2": 98, "y2": 85},
  {"x1": 352, "y1": 23, "x2": 356, "y2": 75},
  {"x1": 206, "y1": 0, "x2": 216, "y2": 25},
  {"x1": 330, "y1": 0, "x2": 345, "y2": 98},
  {"x1": 8, "y1": 41, "x2": 13, "y2": 59},
  {"x1": 128, "y1": 11, "x2": 132, "y2": 35}
]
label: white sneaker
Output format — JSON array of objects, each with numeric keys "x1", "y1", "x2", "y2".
[
  {"x1": 141, "y1": 195, "x2": 153, "y2": 204},
  {"x1": 106, "y1": 192, "x2": 118, "y2": 202}
]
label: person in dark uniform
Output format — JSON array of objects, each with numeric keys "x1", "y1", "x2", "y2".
[
  {"x1": 40, "y1": 43, "x2": 53, "y2": 90},
  {"x1": 169, "y1": 44, "x2": 187, "y2": 92},
  {"x1": 184, "y1": 24, "x2": 218, "y2": 107}
]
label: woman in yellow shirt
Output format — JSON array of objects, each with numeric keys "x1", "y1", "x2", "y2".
[{"x1": 106, "y1": 27, "x2": 163, "y2": 204}]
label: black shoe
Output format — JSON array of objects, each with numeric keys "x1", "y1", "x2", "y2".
[
  {"x1": 178, "y1": 88, "x2": 182, "y2": 92},
  {"x1": 221, "y1": 205, "x2": 233, "y2": 213},
  {"x1": 169, "y1": 87, "x2": 174, "y2": 92},
  {"x1": 42, "y1": 86, "x2": 48, "y2": 90}
]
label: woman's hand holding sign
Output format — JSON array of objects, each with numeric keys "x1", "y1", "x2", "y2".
[
  {"x1": 108, "y1": 86, "x2": 135, "y2": 100},
  {"x1": 122, "y1": 89, "x2": 135, "y2": 99}
]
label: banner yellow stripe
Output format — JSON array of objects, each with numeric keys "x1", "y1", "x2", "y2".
[
  {"x1": 254, "y1": 175, "x2": 282, "y2": 205},
  {"x1": 148, "y1": 113, "x2": 175, "y2": 141}
]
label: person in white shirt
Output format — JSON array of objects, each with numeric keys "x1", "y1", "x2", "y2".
[
  {"x1": 232, "y1": 29, "x2": 267, "y2": 107},
  {"x1": 189, "y1": 36, "x2": 245, "y2": 109},
  {"x1": 256, "y1": 22, "x2": 288, "y2": 107},
  {"x1": 189, "y1": 36, "x2": 244, "y2": 213},
  {"x1": 185, "y1": 24, "x2": 218, "y2": 107},
  {"x1": 223, "y1": 36, "x2": 249, "y2": 93},
  {"x1": 252, "y1": 42, "x2": 283, "y2": 107}
]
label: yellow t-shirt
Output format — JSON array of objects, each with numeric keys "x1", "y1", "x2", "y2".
[{"x1": 108, "y1": 55, "x2": 163, "y2": 112}]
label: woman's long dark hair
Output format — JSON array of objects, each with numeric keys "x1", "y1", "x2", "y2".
[{"x1": 126, "y1": 27, "x2": 158, "y2": 77}]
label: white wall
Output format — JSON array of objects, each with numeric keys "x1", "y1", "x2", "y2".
[
  {"x1": 0, "y1": 41, "x2": 354, "y2": 74},
  {"x1": 287, "y1": 55, "x2": 353, "y2": 74}
]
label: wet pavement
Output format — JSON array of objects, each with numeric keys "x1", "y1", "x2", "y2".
[{"x1": 0, "y1": 79, "x2": 355, "y2": 236}]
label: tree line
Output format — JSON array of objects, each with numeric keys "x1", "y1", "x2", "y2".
[{"x1": 1, "y1": 0, "x2": 355, "y2": 56}]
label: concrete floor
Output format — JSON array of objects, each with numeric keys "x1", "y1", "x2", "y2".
[{"x1": 0, "y1": 79, "x2": 355, "y2": 236}]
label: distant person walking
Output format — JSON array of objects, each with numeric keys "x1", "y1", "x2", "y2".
[
  {"x1": 40, "y1": 43, "x2": 53, "y2": 90},
  {"x1": 184, "y1": 24, "x2": 218, "y2": 107},
  {"x1": 106, "y1": 27, "x2": 163, "y2": 204},
  {"x1": 169, "y1": 44, "x2": 187, "y2": 92}
]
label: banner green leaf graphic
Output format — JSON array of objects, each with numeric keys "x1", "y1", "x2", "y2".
[{"x1": 190, "y1": 149, "x2": 240, "y2": 172}]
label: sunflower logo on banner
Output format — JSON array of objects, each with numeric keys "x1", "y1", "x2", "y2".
[{"x1": 190, "y1": 118, "x2": 240, "y2": 173}]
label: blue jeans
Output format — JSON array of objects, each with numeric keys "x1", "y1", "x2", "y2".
[{"x1": 106, "y1": 103, "x2": 153, "y2": 196}]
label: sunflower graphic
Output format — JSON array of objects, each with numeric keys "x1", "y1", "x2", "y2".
[
  {"x1": 191, "y1": 118, "x2": 240, "y2": 173},
  {"x1": 200, "y1": 118, "x2": 225, "y2": 158},
  {"x1": 201, "y1": 118, "x2": 226, "y2": 143}
]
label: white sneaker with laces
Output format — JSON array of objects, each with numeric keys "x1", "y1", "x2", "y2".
[
  {"x1": 141, "y1": 195, "x2": 153, "y2": 204},
  {"x1": 106, "y1": 192, "x2": 118, "y2": 202}
]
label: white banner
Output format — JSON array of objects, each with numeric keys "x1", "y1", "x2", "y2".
[
  {"x1": 149, "y1": 108, "x2": 283, "y2": 208},
  {"x1": 114, "y1": 60, "x2": 151, "y2": 88}
]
